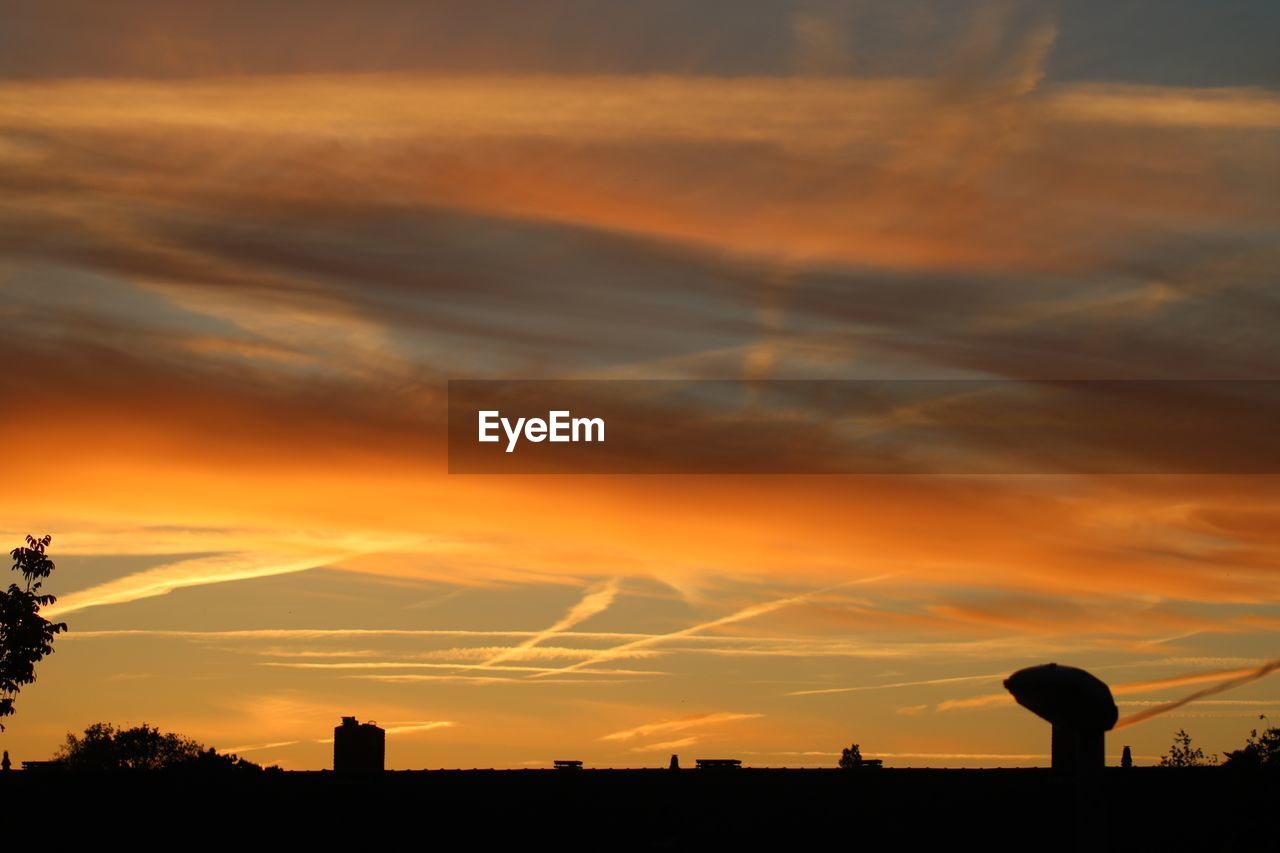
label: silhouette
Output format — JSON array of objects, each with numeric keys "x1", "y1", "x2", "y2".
[
  {"x1": 669, "y1": 754, "x2": 679, "y2": 771},
  {"x1": 1, "y1": 750, "x2": 9, "y2": 771},
  {"x1": 54, "y1": 722, "x2": 266, "y2": 772},
  {"x1": 1159, "y1": 728, "x2": 1216, "y2": 767},
  {"x1": 838, "y1": 742, "x2": 862, "y2": 769},
  {"x1": 333, "y1": 716, "x2": 384, "y2": 774},
  {"x1": 5, "y1": 707, "x2": 1280, "y2": 850},
  {"x1": 1005, "y1": 663, "x2": 1119, "y2": 852},
  {"x1": 1004, "y1": 663, "x2": 1118, "y2": 773},
  {"x1": 0, "y1": 535, "x2": 67, "y2": 730},
  {"x1": 1224, "y1": 721, "x2": 1280, "y2": 769},
  {"x1": 1120, "y1": 745, "x2": 1132, "y2": 768}
]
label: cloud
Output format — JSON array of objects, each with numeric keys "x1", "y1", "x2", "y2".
[
  {"x1": 62, "y1": 628, "x2": 650, "y2": 641},
  {"x1": 628, "y1": 736, "x2": 698, "y2": 753},
  {"x1": 221, "y1": 740, "x2": 301, "y2": 754},
  {"x1": 317, "y1": 721, "x2": 455, "y2": 743},
  {"x1": 381, "y1": 721, "x2": 456, "y2": 736},
  {"x1": 601, "y1": 712, "x2": 762, "y2": 743},
  {"x1": 534, "y1": 578, "x2": 891, "y2": 677},
  {"x1": 464, "y1": 578, "x2": 621, "y2": 670},
  {"x1": 39, "y1": 528, "x2": 456, "y2": 617},
  {"x1": 930, "y1": 659, "x2": 1280, "y2": 717},
  {"x1": 789, "y1": 671, "x2": 1008, "y2": 697},
  {"x1": 1115, "y1": 658, "x2": 1280, "y2": 730},
  {"x1": 347, "y1": 674, "x2": 630, "y2": 686},
  {"x1": 262, "y1": 661, "x2": 659, "y2": 677},
  {"x1": 3, "y1": 22, "x2": 1280, "y2": 770},
  {"x1": 44, "y1": 551, "x2": 340, "y2": 617},
  {"x1": 874, "y1": 752, "x2": 1044, "y2": 761},
  {"x1": 936, "y1": 692, "x2": 1013, "y2": 712},
  {"x1": 232, "y1": 720, "x2": 455, "y2": 751}
]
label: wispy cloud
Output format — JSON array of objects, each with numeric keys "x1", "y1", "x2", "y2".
[
  {"x1": 317, "y1": 721, "x2": 456, "y2": 743},
  {"x1": 45, "y1": 551, "x2": 342, "y2": 617},
  {"x1": 1115, "y1": 657, "x2": 1280, "y2": 730},
  {"x1": 1112, "y1": 665, "x2": 1279, "y2": 696},
  {"x1": 601, "y1": 712, "x2": 761, "y2": 743},
  {"x1": 262, "y1": 661, "x2": 659, "y2": 676},
  {"x1": 64, "y1": 628, "x2": 653, "y2": 640},
  {"x1": 221, "y1": 740, "x2": 302, "y2": 754},
  {"x1": 347, "y1": 674, "x2": 631, "y2": 686},
  {"x1": 4, "y1": 9, "x2": 1280, "y2": 769},
  {"x1": 464, "y1": 578, "x2": 620, "y2": 670},
  {"x1": 628, "y1": 737, "x2": 699, "y2": 753},
  {"x1": 788, "y1": 671, "x2": 1007, "y2": 697},
  {"x1": 253, "y1": 645, "x2": 658, "y2": 662},
  {"x1": 1119, "y1": 699, "x2": 1280, "y2": 707},
  {"x1": 536, "y1": 577, "x2": 892, "y2": 677},
  {"x1": 936, "y1": 692, "x2": 1013, "y2": 712},
  {"x1": 382, "y1": 721, "x2": 456, "y2": 736},
  {"x1": 873, "y1": 752, "x2": 1045, "y2": 761},
  {"x1": 930, "y1": 659, "x2": 1280, "y2": 716},
  {"x1": 224, "y1": 720, "x2": 453, "y2": 754}
]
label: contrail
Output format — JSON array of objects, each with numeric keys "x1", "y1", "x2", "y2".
[
  {"x1": 44, "y1": 551, "x2": 341, "y2": 617},
  {"x1": 932, "y1": 661, "x2": 1280, "y2": 716},
  {"x1": 531, "y1": 575, "x2": 893, "y2": 678},
  {"x1": 1114, "y1": 657, "x2": 1280, "y2": 730},
  {"x1": 600, "y1": 711, "x2": 761, "y2": 742},
  {"x1": 461, "y1": 578, "x2": 620, "y2": 671},
  {"x1": 788, "y1": 671, "x2": 1008, "y2": 697},
  {"x1": 223, "y1": 721, "x2": 453, "y2": 754}
]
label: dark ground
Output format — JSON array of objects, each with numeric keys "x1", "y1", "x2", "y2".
[{"x1": 3, "y1": 766, "x2": 1273, "y2": 851}]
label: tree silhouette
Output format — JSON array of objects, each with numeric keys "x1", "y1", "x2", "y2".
[
  {"x1": 55, "y1": 722, "x2": 268, "y2": 773},
  {"x1": 1159, "y1": 728, "x2": 1216, "y2": 767},
  {"x1": 0, "y1": 535, "x2": 68, "y2": 731},
  {"x1": 1223, "y1": 717, "x2": 1280, "y2": 770},
  {"x1": 838, "y1": 743, "x2": 863, "y2": 769}
]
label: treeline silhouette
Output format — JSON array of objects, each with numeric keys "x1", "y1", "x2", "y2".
[
  {"x1": 50, "y1": 722, "x2": 276, "y2": 774},
  {"x1": 1158, "y1": 723, "x2": 1280, "y2": 770}
]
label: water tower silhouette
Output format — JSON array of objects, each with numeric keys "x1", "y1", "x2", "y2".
[
  {"x1": 1003, "y1": 663, "x2": 1118, "y2": 772},
  {"x1": 333, "y1": 716, "x2": 385, "y2": 774}
]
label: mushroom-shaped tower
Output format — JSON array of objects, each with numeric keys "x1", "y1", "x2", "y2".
[{"x1": 1004, "y1": 663, "x2": 1118, "y2": 773}]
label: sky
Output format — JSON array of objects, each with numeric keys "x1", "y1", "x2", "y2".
[{"x1": 1, "y1": 0, "x2": 1278, "y2": 770}]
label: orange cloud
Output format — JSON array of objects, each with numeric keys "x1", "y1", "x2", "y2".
[{"x1": 600, "y1": 712, "x2": 762, "y2": 743}]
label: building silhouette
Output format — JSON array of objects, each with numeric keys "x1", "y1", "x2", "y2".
[
  {"x1": 333, "y1": 716, "x2": 384, "y2": 774},
  {"x1": 1004, "y1": 663, "x2": 1117, "y2": 773}
]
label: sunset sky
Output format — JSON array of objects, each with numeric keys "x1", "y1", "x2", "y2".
[{"x1": 2, "y1": 0, "x2": 1278, "y2": 770}]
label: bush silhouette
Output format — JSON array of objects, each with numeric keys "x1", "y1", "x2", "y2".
[
  {"x1": 1159, "y1": 729, "x2": 1216, "y2": 767},
  {"x1": 1223, "y1": 719, "x2": 1280, "y2": 770}
]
